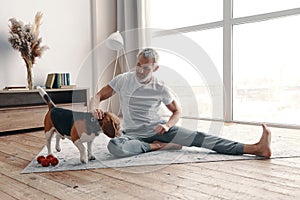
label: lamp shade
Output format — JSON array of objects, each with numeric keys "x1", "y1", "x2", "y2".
[{"x1": 105, "y1": 31, "x2": 124, "y2": 51}]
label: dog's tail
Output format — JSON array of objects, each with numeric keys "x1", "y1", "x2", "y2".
[{"x1": 37, "y1": 86, "x2": 56, "y2": 109}]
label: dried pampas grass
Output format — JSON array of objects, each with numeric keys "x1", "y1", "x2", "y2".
[{"x1": 8, "y1": 11, "x2": 49, "y2": 65}]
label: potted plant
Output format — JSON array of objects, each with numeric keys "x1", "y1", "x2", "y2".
[{"x1": 8, "y1": 12, "x2": 48, "y2": 89}]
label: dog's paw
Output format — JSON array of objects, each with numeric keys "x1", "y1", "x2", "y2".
[
  {"x1": 88, "y1": 155, "x2": 96, "y2": 161},
  {"x1": 55, "y1": 146, "x2": 61, "y2": 152},
  {"x1": 80, "y1": 156, "x2": 88, "y2": 164}
]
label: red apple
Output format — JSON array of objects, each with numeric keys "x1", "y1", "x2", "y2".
[
  {"x1": 50, "y1": 157, "x2": 59, "y2": 166},
  {"x1": 41, "y1": 158, "x2": 50, "y2": 167},
  {"x1": 46, "y1": 154, "x2": 54, "y2": 160},
  {"x1": 37, "y1": 155, "x2": 45, "y2": 163}
]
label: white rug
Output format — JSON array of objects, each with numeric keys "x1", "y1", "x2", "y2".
[{"x1": 22, "y1": 130, "x2": 300, "y2": 174}]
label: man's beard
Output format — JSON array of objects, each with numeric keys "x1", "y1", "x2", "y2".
[{"x1": 136, "y1": 73, "x2": 152, "y2": 83}]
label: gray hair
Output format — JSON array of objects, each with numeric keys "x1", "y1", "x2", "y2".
[{"x1": 137, "y1": 48, "x2": 159, "y2": 64}]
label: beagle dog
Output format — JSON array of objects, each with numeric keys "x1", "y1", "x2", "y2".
[{"x1": 37, "y1": 86, "x2": 120, "y2": 163}]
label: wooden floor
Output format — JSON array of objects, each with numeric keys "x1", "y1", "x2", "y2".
[{"x1": 1, "y1": 124, "x2": 300, "y2": 200}]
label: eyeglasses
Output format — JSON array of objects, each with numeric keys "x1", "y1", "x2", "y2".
[{"x1": 136, "y1": 63, "x2": 154, "y2": 72}]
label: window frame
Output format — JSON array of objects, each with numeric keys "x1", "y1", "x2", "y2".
[{"x1": 146, "y1": 0, "x2": 300, "y2": 129}]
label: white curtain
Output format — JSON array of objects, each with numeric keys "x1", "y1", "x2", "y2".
[
  {"x1": 101, "y1": 0, "x2": 145, "y2": 114},
  {"x1": 116, "y1": 0, "x2": 148, "y2": 72}
]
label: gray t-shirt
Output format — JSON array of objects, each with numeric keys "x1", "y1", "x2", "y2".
[{"x1": 109, "y1": 71, "x2": 174, "y2": 137}]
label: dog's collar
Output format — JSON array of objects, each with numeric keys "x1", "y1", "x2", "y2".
[
  {"x1": 90, "y1": 117, "x2": 103, "y2": 126},
  {"x1": 98, "y1": 119, "x2": 103, "y2": 126}
]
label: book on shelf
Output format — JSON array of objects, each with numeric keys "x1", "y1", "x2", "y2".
[
  {"x1": 3, "y1": 86, "x2": 29, "y2": 91},
  {"x1": 60, "y1": 85, "x2": 76, "y2": 89},
  {"x1": 45, "y1": 73, "x2": 56, "y2": 89},
  {"x1": 45, "y1": 73, "x2": 71, "y2": 89}
]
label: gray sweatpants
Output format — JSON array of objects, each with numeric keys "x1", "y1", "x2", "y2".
[{"x1": 107, "y1": 126, "x2": 244, "y2": 157}]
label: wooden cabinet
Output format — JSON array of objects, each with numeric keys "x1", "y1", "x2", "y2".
[{"x1": 0, "y1": 88, "x2": 89, "y2": 133}]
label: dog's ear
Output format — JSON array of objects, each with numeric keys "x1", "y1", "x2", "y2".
[
  {"x1": 111, "y1": 120, "x2": 120, "y2": 137},
  {"x1": 101, "y1": 112, "x2": 120, "y2": 138}
]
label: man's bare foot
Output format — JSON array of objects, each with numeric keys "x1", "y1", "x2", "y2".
[
  {"x1": 255, "y1": 124, "x2": 272, "y2": 158},
  {"x1": 150, "y1": 141, "x2": 182, "y2": 151}
]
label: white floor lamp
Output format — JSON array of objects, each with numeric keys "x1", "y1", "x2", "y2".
[
  {"x1": 105, "y1": 31, "x2": 130, "y2": 76},
  {"x1": 105, "y1": 31, "x2": 130, "y2": 112}
]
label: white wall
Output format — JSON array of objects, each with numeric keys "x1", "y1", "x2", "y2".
[{"x1": 0, "y1": 0, "x2": 117, "y2": 92}]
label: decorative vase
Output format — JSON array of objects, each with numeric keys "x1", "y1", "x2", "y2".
[
  {"x1": 23, "y1": 54, "x2": 34, "y2": 90},
  {"x1": 26, "y1": 64, "x2": 34, "y2": 90}
]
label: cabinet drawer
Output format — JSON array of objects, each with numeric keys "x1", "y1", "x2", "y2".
[{"x1": 0, "y1": 103, "x2": 87, "y2": 133}]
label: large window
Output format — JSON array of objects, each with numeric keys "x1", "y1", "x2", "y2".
[
  {"x1": 150, "y1": 0, "x2": 222, "y2": 29},
  {"x1": 234, "y1": 0, "x2": 300, "y2": 17},
  {"x1": 233, "y1": 15, "x2": 300, "y2": 125},
  {"x1": 149, "y1": 0, "x2": 223, "y2": 120},
  {"x1": 148, "y1": 0, "x2": 300, "y2": 127}
]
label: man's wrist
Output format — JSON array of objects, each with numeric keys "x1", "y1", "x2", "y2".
[{"x1": 165, "y1": 123, "x2": 172, "y2": 128}]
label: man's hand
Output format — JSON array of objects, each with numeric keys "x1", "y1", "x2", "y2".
[
  {"x1": 153, "y1": 124, "x2": 170, "y2": 135},
  {"x1": 93, "y1": 109, "x2": 104, "y2": 120}
]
